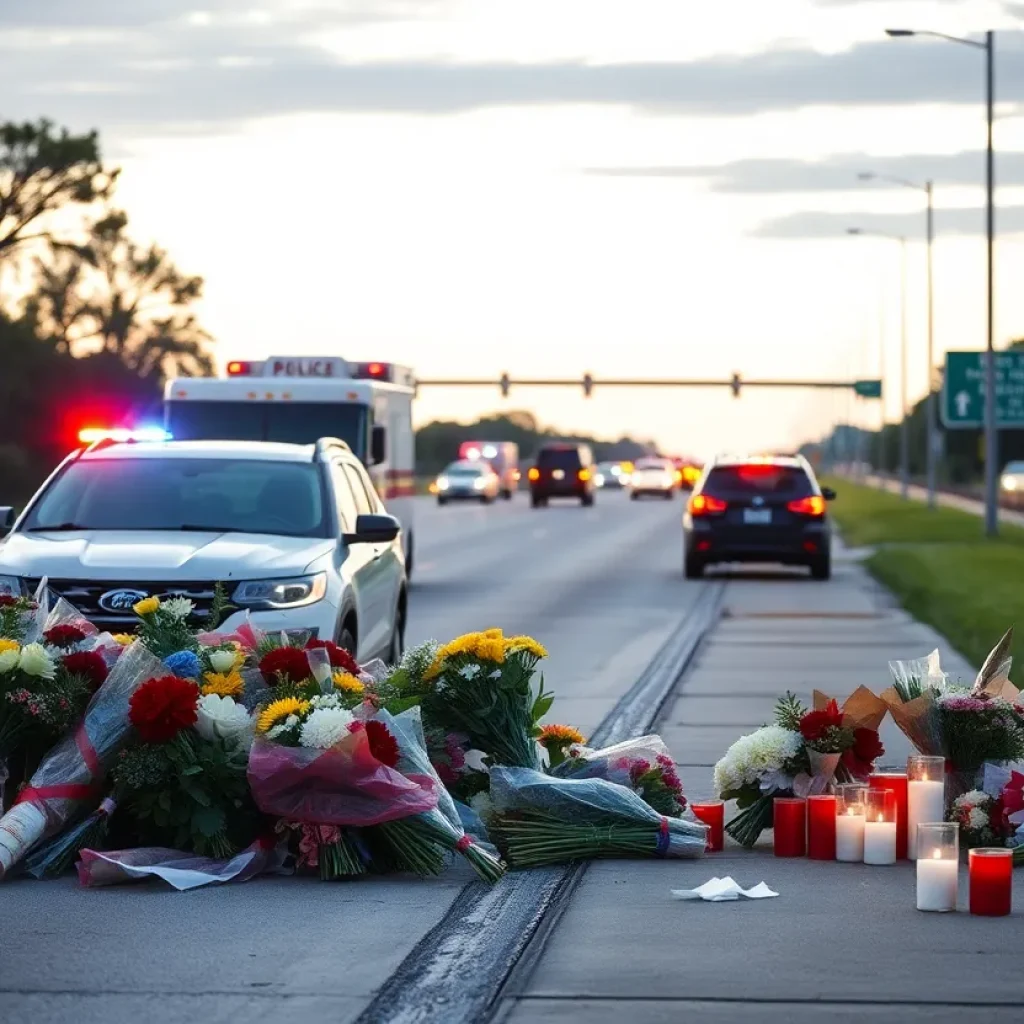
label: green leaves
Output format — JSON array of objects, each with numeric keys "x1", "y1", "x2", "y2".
[{"x1": 773, "y1": 692, "x2": 806, "y2": 732}]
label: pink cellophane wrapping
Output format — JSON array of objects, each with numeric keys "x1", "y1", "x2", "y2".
[
  {"x1": 247, "y1": 726, "x2": 438, "y2": 827},
  {"x1": 77, "y1": 838, "x2": 289, "y2": 890},
  {"x1": 0, "y1": 641, "x2": 165, "y2": 878}
]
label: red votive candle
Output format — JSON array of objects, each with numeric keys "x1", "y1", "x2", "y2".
[
  {"x1": 869, "y1": 770, "x2": 909, "y2": 860},
  {"x1": 691, "y1": 801, "x2": 724, "y2": 852},
  {"x1": 969, "y1": 848, "x2": 1012, "y2": 916},
  {"x1": 807, "y1": 794, "x2": 837, "y2": 860},
  {"x1": 773, "y1": 797, "x2": 806, "y2": 857}
]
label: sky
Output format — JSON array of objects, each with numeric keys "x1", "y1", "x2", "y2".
[{"x1": 3, "y1": 0, "x2": 1024, "y2": 457}]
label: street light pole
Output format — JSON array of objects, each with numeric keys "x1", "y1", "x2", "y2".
[
  {"x1": 925, "y1": 180, "x2": 936, "y2": 507},
  {"x1": 899, "y1": 236, "x2": 909, "y2": 499}
]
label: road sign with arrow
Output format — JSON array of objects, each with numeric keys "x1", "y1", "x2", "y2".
[{"x1": 942, "y1": 350, "x2": 1024, "y2": 429}]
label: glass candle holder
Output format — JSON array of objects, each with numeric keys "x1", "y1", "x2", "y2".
[
  {"x1": 691, "y1": 801, "x2": 724, "y2": 853},
  {"x1": 807, "y1": 794, "x2": 837, "y2": 860},
  {"x1": 773, "y1": 797, "x2": 806, "y2": 858},
  {"x1": 863, "y1": 788, "x2": 897, "y2": 865},
  {"x1": 836, "y1": 783, "x2": 866, "y2": 863},
  {"x1": 969, "y1": 848, "x2": 1012, "y2": 917},
  {"x1": 868, "y1": 767, "x2": 908, "y2": 859},
  {"x1": 907, "y1": 755, "x2": 946, "y2": 860},
  {"x1": 916, "y1": 822, "x2": 959, "y2": 912}
]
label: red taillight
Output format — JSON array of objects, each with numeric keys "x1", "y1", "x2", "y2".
[
  {"x1": 578, "y1": 469, "x2": 591, "y2": 482},
  {"x1": 787, "y1": 495, "x2": 826, "y2": 517},
  {"x1": 688, "y1": 494, "x2": 727, "y2": 516},
  {"x1": 528, "y1": 467, "x2": 541, "y2": 482}
]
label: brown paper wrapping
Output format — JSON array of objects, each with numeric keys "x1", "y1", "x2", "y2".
[
  {"x1": 879, "y1": 686, "x2": 944, "y2": 757},
  {"x1": 813, "y1": 686, "x2": 888, "y2": 733}
]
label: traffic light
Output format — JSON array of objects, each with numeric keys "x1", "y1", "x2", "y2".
[
  {"x1": 583, "y1": 373, "x2": 593, "y2": 398},
  {"x1": 730, "y1": 373, "x2": 741, "y2": 398},
  {"x1": 500, "y1": 373, "x2": 510, "y2": 398}
]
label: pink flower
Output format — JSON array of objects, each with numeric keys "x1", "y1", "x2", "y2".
[{"x1": 940, "y1": 695, "x2": 990, "y2": 712}]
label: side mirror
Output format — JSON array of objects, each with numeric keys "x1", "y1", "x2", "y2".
[
  {"x1": 821, "y1": 487, "x2": 837, "y2": 501},
  {"x1": 371, "y1": 425, "x2": 387, "y2": 466},
  {"x1": 0, "y1": 507, "x2": 14, "y2": 538},
  {"x1": 344, "y1": 513, "x2": 400, "y2": 545}
]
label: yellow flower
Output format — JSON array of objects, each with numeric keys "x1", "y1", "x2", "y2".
[
  {"x1": 422, "y1": 656, "x2": 444, "y2": 683},
  {"x1": 505, "y1": 635, "x2": 548, "y2": 659},
  {"x1": 0, "y1": 639, "x2": 20, "y2": 654},
  {"x1": 537, "y1": 724, "x2": 586, "y2": 747},
  {"x1": 133, "y1": 596, "x2": 160, "y2": 616},
  {"x1": 202, "y1": 671, "x2": 245, "y2": 698},
  {"x1": 256, "y1": 696, "x2": 310, "y2": 734},
  {"x1": 332, "y1": 671, "x2": 364, "y2": 695},
  {"x1": 481, "y1": 628, "x2": 504, "y2": 640},
  {"x1": 111, "y1": 633, "x2": 136, "y2": 646}
]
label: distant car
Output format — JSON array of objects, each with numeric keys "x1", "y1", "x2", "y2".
[
  {"x1": 459, "y1": 441, "x2": 519, "y2": 500},
  {"x1": 1000, "y1": 461, "x2": 1024, "y2": 508},
  {"x1": 628, "y1": 458, "x2": 677, "y2": 500},
  {"x1": 528, "y1": 444, "x2": 595, "y2": 508},
  {"x1": 594, "y1": 461, "x2": 628, "y2": 489},
  {"x1": 682, "y1": 455, "x2": 835, "y2": 580},
  {"x1": 436, "y1": 460, "x2": 500, "y2": 505}
]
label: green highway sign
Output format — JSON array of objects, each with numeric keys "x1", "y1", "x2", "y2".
[
  {"x1": 853, "y1": 379, "x2": 882, "y2": 399},
  {"x1": 942, "y1": 350, "x2": 1024, "y2": 429}
]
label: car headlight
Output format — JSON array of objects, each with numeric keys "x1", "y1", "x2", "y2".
[
  {"x1": 0, "y1": 575, "x2": 25, "y2": 598},
  {"x1": 1003, "y1": 476, "x2": 1018, "y2": 491},
  {"x1": 232, "y1": 573, "x2": 327, "y2": 609},
  {"x1": 473, "y1": 477, "x2": 487, "y2": 490},
  {"x1": 437, "y1": 476, "x2": 450, "y2": 490}
]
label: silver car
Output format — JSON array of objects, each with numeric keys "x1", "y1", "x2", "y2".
[{"x1": 436, "y1": 460, "x2": 500, "y2": 505}]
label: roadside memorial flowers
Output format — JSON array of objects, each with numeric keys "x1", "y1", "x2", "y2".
[
  {"x1": 715, "y1": 689, "x2": 886, "y2": 848},
  {"x1": 0, "y1": 591, "x2": 44, "y2": 644},
  {"x1": 488, "y1": 766, "x2": 707, "y2": 866}
]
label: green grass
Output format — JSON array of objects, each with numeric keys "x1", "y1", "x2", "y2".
[{"x1": 822, "y1": 476, "x2": 1024, "y2": 670}]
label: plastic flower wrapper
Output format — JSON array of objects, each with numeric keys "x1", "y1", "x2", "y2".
[
  {"x1": 488, "y1": 766, "x2": 707, "y2": 867},
  {"x1": 882, "y1": 648, "x2": 948, "y2": 757},
  {"x1": 0, "y1": 640, "x2": 165, "y2": 879},
  {"x1": 0, "y1": 579, "x2": 48, "y2": 644},
  {"x1": 76, "y1": 836, "x2": 289, "y2": 890}
]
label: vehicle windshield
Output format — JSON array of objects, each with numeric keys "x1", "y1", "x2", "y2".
[
  {"x1": 1004, "y1": 462, "x2": 1024, "y2": 474},
  {"x1": 704, "y1": 464, "x2": 813, "y2": 497},
  {"x1": 537, "y1": 448, "x2": 582, "y2": 470},
  {"x1": 22, "y1": 458, "x2": 329, "y2": 537},
  {"x1": 444, "y1": 464, "x2": 484, "y2": 477},
  {"x1": 635, "y1": 459, "x2": 669, "y2": 470},
  {"x1": 166, "y1": 401, "x2": 368, "y2": 460}
]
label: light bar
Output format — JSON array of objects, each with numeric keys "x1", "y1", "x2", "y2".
[
  {"x1": 226, "y1": 360, "x2": 253, "y2": 376},
  {"x1": 78, "y1": 427, "x2": 172, "y2": 444}
]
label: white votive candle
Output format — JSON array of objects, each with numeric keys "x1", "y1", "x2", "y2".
[
  {"x1": 907, "y1": 780, "x2": 944, "y2": 859},
  {"x1": 836, "y1": 809, "x2": 865, "y2": 862},
  {"x1": 916, "y1": 848, "x2": 958, "y2": 912},
  {"x1": 864, "y1": 818, "x2": 897, "y2": 865}
]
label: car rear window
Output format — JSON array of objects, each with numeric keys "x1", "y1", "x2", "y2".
[
  {"x1": 537, "y1": 448, "x2": 582, "y2": 470},
  {"x1": 703, "y1": 465, "x2": 813, "y2": 497}
]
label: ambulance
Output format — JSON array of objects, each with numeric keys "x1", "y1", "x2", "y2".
[{"x1": 163, "y1": 356, "x2": 418, "y2": 576}]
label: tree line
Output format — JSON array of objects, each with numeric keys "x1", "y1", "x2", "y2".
[{"x1": 1, "y1": 119, "x2": 212, "y2": 502}]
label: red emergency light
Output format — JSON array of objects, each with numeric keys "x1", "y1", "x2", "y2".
[
  {"x1": 351, "y1": 361, "x2": 391, "y2": 381},
  {"x1": 226, "y1": 361, "x2": 253, "y2": 376}
]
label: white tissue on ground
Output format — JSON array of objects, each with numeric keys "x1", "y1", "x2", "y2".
[{"x1": 671, "y1": 876, "x2": 779, "y2": 902}]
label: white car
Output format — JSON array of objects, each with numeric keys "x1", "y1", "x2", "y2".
[
  {"x1": 436, "y1": 460, "x2": 500, "y2": 505},
  {"x1": 628, "y1": 458, "x2": 677, "y2": 500},
  {"x1": 1000, "y1": 461, "x2": 1024, "y2": 504},
  {"x1": 0, "y1": 437, "x2": 407, "y2": 663}
]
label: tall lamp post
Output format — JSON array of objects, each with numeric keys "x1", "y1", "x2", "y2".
[
  {"x1": 887, "y1": 28, "x2": 997, "y2": 534},
  {"x1": 858, "y1": 172, "x2": 936, "y2": 508},
  {"x1": 848, "y1": 228, "x2": 909, "y2": 498}
]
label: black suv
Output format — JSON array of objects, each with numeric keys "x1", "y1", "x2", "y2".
[
  {"x1": 529, "y1": 444, "x2": 596, "y2": 508},
  {"x1": 683, "y1": 456, "x2": 835, "y2": 579}
]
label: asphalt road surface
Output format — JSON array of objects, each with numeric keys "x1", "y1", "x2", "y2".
[{"x1": 0, "y1": 489, "x2": 717, "y2": 1024}]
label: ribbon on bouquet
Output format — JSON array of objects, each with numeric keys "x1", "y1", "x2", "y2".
[{"x1": 14, "y1": 724, "x2": 102, "y2": 807}]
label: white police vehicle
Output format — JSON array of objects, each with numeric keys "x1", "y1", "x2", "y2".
[{"x1": 0, "y1": 436, "x2": 407, "y2": 662}]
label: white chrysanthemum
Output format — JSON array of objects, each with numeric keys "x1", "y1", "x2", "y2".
[
  {"x1": 161, "y1": 597, "x2": 195, "y2": 620},
  {"x1": 489, "y1": 669, "x2": 501, "y2": 680},
  {"x1": 310, "y1": 693, "x2": 342, "y2": 710},
  {"x1": 956, "y1": 790, "x2": 989, "y2": 809},
  {"x1": 208, "y1": 649, "x2": 238, "y2": 674},
  {"x1": 0, "y1": 649, "x2": 20, "y2": 674},
  {"x1": 459, "y1": 663, "x2": 482, "y2": 680},
  {"x1": 267, "y1": 723, "x2": 287, "y2": 740},
  {"x1": 713, "y1": 725, "x2": 802, "y2": 797},
  {"x1": 196, "y1": 694, "x2": 253, "y2": 748},
  {"x1": 469, "y1": 791, "x2": 494, "y2": 821},
  {"x1": 19, "y1": 642, "x2": 56, "y2": 679},
  {"x1": 285, "y1": 714, "x2": 299, "y2": 728},
  {"x1": 299, "y1": 706, "x2": 356, "y2": 749},
  {"x1": 968, "y1": 806, "x2": 990, "y2": 830}
]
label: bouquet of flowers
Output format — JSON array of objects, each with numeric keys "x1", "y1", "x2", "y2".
[
  {"x1": 0, "y1": 584, "x2": 48, "y2": 644},
  {"x1": 715, "y1": 689, "x2": 886, "y2": 848},
  {"x1": 947, "y1": 788, "x2": 1012, "y2": 850},
  {"x1": 488, "y1": 766, "x2": 707, "y2": 866},
  {"x1": 0, "y1": 641, "x2": 165, "y2": 879},
  {"x1": 419, "y1": 630, "x2": 551, "y2": 769},
  {"x1": 548, "y1": 732, "x2": 687, "y2": 817}
]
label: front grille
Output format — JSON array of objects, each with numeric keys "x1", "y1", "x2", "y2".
[{"x1": 26, "y1": 578, "x2": 221, "y2": 632}]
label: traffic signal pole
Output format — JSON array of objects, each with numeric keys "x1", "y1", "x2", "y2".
[{"x1": 418, "y1": 375, "x2": 883, "y2": 394}]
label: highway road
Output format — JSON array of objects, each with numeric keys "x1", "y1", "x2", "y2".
[{"x1": 0, "y1": 490, "x2": 713, "y2": 1024}]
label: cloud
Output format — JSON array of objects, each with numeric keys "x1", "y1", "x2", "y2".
[
  {"x1": 1, "y1": 28, "x2": 1023, "y2": 134},
  {"x1": 589, "y1": 151, "x2": 1024, "y2": 192},
  {"x1": 754, "y1": 205, "x2": 1024, "y2": 239}
]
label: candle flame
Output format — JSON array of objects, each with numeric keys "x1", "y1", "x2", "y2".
[
  {"x1": 931, "y1": 849, "x2": 941, "y2": 860},
  {"x1": 876, "y1": 815, "x2": 884, "y2": 823}
]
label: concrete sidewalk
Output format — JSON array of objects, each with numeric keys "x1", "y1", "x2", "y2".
[{"x1": 496, "y1": 546, "x2": 1022, "y2": 1023}]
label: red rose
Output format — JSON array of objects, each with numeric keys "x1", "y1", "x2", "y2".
[
  {"x1": 0, "y1": 595, "x2": 18, "y2": 607},
  {"x1": 305, "y1": 639, "x2": 360, "y2": 676},
  {"x1": 841, "y1": 728, "x2": 885, "y2": 778},
  {"x1": 799, "y1": 700, "x2": 843, "y2": 742},
  {"x1": 62, "y1": 651, "x2": 109, "y2": 692},
  {"x1": 363, "y1": 719, "x2": 400, "y2": 768},
  {"x1": 129, "y1": 676, "x2": 199, "y2": 744},
  {"x1": 44, "y1": 624, "x2": 88, "y2": 648},
  {"x1": 259, "y1": 646, "x2": 312, "y2": 685}
]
